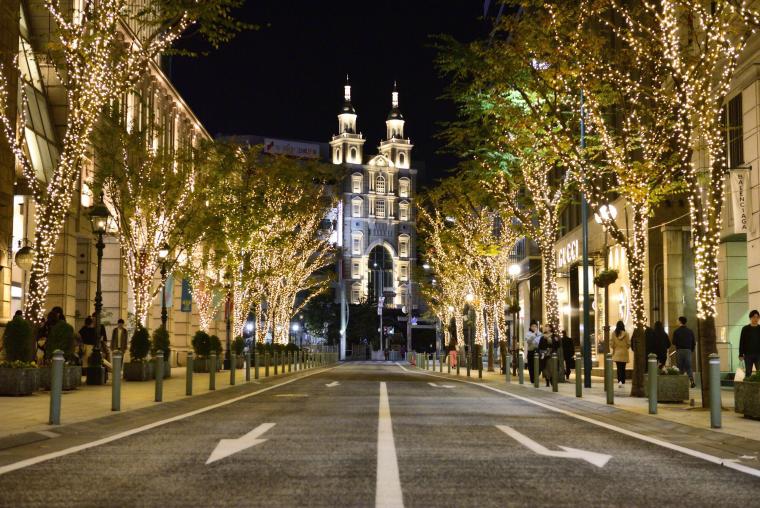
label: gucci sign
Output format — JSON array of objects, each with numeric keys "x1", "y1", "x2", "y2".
[{"x1": 557, "y1": 240, "x2": 579, "y2": 269}]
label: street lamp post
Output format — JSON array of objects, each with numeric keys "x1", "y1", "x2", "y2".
[
  {"x1": 158, "y1": 242, "x2": 170, "y2": 328},
  {"x1": 594, "y1": 204, "x2": 618, "y2": 375},
  {"x1": 87, "y1": 193, "x2": 110, "y2": 386},
  {"x1": 465, "y1": 292, "x2": 476, "y2": 371}
]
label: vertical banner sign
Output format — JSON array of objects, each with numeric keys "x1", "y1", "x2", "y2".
[
  {"x1": 164, "y1": 275, "x2": 174, "y2": 308},
  {"x1": 730, "y1": 167, "x2": 750, "y2": 234},
  {"x1": 180, "y1": 278, "x2": 192, "y2": 312}
]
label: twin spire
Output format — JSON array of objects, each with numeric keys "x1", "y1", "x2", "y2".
[{"x1": 339, "y1": 75, "x2": 404, "y2": 126}]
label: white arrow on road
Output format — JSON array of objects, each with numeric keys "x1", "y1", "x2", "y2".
[
  {"x1": 326, "y1": 381, "x2": 340, "y2": 387},
  {"x1": 206, "y1": 423, "x2": 276, "y2": 465},
  {"x1": 497, "y1": 425, "x2": 611, "y2": 468},
  {"x1": 428, "y1": 382, "x2": 455, "y2": 389}
]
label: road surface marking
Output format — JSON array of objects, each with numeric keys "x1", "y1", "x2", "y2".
[
  {"x1": 496, "y1": 425, "x2": 611, "y2": 468},
  {"x1": 428, "y1": 382, "x2": 455, "y2": 388},
  {"x1": 37, "y1": 431, "x2": 60, "y2": 439},
  {"x1": 206, "y1": 423, "x2": 275, "y2": 465},
  {"x1": 403, "y1": 368, "x2": 760, "y2": 479},
  {"x1": 274, "y1": 393, "x2": 309, "y2": 398},
  {"x1": 376, "y1": 382, "x2": 404, "y2": 508},
  {"x1": 0, "y1": 367, "x2": 334, "y2": 476},
  {"x1": 395, "y1": 362, "x2": 410, "y2": 372},
  {"x1": 326, "y1": 381, "x2": 340, "y2": 387}
]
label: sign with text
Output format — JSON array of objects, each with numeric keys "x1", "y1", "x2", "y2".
[
  {"x1": 730, "y1": 167, "x2": 750, "y2": 234},
  {"x1": 180, "y1": 278, "x2": 192, "y2": 312},
  {"x1": 263, "y1": 138, "x2": 320, "y2": 159},
  {"x1": 557, "y1": 239, "x2": 579, "y2": 269}
]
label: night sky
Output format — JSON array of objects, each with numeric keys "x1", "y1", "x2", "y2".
[{"x1": 171, "y1": 1, "x2": 490, "y2": 186}]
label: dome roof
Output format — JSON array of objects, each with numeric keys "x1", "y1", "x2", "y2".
[
  {"x1": 387, "y1": 106, "x2": 403, "y2": 120},
  {"x1": 341, "y1": 100, "x2": 356, "y2": 114}
]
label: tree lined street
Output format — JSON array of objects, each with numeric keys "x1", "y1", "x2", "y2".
[{"x1": 1, "y1": 363, "x2": 759, "y2": 507}]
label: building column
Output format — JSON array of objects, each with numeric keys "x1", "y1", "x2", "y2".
[{"x1": 717, "y1": 241, "x2": 748, "y2": 371}]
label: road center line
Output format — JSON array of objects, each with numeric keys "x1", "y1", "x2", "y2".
[
  {"x1": 400, "y1": 366, "x2": 760, "y2": 479},
  {"x1": 376, "y1": 382, "x2": 404, "y2": 508},
  {"x1": 0, "y1": 367, "x2": 335, "y2": 476}
]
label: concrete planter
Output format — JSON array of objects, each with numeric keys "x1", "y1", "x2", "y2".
[
  {"x1": 645, "y1": 374, "x2": 690, "y2": 402},
  {"x1": 40, "y1": 365, "x2": 82, "y2": 391},
  {"x1": 0, "y1": 367, "x2": 40, "y2": 396},
  {"x1": 734, "y1": 381, "x2": 760, "y2": 419},
  {"x1": 123, "y1": 361, "x2": 154, "y2": 381},
  {"x1": 193, "y1": 358, "x2": 221, "y2": 373}
]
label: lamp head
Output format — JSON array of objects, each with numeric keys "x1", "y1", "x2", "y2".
[{"x1": 88, "y1": 192, "x2": 111, "y2": 234}]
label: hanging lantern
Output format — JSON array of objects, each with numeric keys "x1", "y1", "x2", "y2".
[{"x1": 15, "y1": 246, "x2": 34, "y2": 271}]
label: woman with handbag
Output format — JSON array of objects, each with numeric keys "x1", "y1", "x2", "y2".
[{"x1": 611, "y1": 321, "x2": 631, "y2": 388}]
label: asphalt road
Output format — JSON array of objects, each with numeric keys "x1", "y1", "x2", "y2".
[{"x1": 0, "y1": 362, "x2": 758, "y2": 507}]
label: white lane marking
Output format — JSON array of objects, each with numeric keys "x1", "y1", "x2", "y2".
[
  {"x1": 376, "y1": 382, "x2": 404, "y2": 508},
  {"x1": 326, "y1": 381, "x2": 340, "y2": 387},
  {"x1": 36, "y1": 431, "x2": 60, "y2": 439},
  {"x1": 496, "y1": 425, "x2": 611, "y2": 468},
  {"x1": 427, "y1": 382, "x2": 455, "y2": 389},
  {"x1": 206, "y1": 423, "x2": 275, "y2": 465},
  {"x1": 0, "y1": 367, "x2": 334, "y2": 476},
  {"x1": 403, "y1": 369, "x2": 760, "y2": 479},
  {"x1": 274, "y1": 393, "x2": 309, "y2": 398},
  {"x1": 395, "y1": 362, "x2": 410, "y2": 372}
]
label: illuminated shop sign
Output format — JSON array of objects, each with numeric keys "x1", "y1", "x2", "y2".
[{"x1": 557, "y1": 239, "x2": 579, "y2": 269}]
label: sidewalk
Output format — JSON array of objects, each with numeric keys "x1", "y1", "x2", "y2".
[
  {"x1": 0, "y1": 363, "x2": 305, "y2": 440},
  {"x1": 416, "y1": 360, "x2": 758, "y2": 442}
]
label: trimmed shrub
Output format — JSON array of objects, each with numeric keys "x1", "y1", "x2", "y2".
[
  {"x1": 192, "y1": 330, "x2": 211, "y2": 357},
  {"x1": 232, "y1": 336, "x2": 245, "y2": 355},
  {"x1": 210, "y1": 335, "x2": 223, "y2": 355},
  {"x1": 151, "y1": 326, "x2": 171, "y2": 360},
  {"x1": 45, "y1": 321, "x2": 76, "y2": 361},
  {"x1": 129, "y1": 325, "x2": 151, "y2": 361},
  {"x1": 2, "y1": 317, "x2": 34, "y2": 363}
]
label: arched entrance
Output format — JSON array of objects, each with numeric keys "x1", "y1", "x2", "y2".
[{"x1": 367, "y1": 245, "x2": 394, "y2": 304}]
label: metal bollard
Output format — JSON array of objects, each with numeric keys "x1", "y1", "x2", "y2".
[
  {"x1": 230, "y1": 351, "x2": 236, "y2": 386},
  {"x1": 209, "y1": 353, "x2": 217, "y2": 390},
  {"x1": 112, "y1": 350, "x2": 122, "y2": 411},
  {"x1": 456, "y1": 352, "x2": 460, "y2": 376},
  {"x1": 186, "y1": 352, "x2": 194, "y2": 396},
  {"x1": 505, "y1": 353, "x2": 511, "y2": 384},
  {"x1": 533, "y1": 353, "x2": 540, "y2": 388},
  {"x1": 605, "y1": 353, "x2": 613, "y2": 405},
  {"x1": 154, "y1": 351, "x2": 164, "y2": 402},
  {"x1": 518, "y1": 352, "x2": 525, "y2": 385},
  {"x1": 265, "y1": 353, "x2": 270, "y2": 377},
  {"x1": 575, "y1": 353, "x2": 582, "y2": 397},
  {"x1": 246, "y1": 351, "x2": 251, "y2": 381},
  {"x1": 440, "y1": 353, "x2": 443, "y2": 373},
  {"x1": 551, "y1": 353, "x2": 558, "y2": 392},
  {"x1": 648, "y1": 354, "x2": 658, "y2": 414},
  {"x1": 49, "y1": 349, "x2": 64, "y2": 425},
  {"x1": 466, "y1": 350, "x2": 471, "y2": 377},
  {"x1": 254, "y1": 351, "x2": 260, "y2": 380},
  {"x1": 301, "y1": 351, "x2": 305, "y2": 371},
  {"x1": 288, "y1": 352, "x2": 292, "y2": 373},
  {"x1": 447, "y1": 354, "x2": 451, "y2": 374},
  {"x1": 709, "y1": 353, "x2": 722, "y2": 428},
  {"x1": 274, "y1": 352, "x2": 279, "y2": 375},
  {"x1": 477, "y1": 350, "x2": 483, "y2": 379},
  {"x1": 557, "y1": 346, "x2": 565, "y2": 384}
]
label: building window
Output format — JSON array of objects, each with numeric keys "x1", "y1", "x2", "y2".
[
  {"x1": 399, "y1": 234, "x2": 409, "y2": 258},
  {"x1": 352, "y1": 173, "x2": 362, "y2": 193},
  {"x1": 352, "y1": 197, "x2": 363, "y2": 218},
  {"x1": 376, "y1": 175, "x2": 386, "y2": 194},
  {"x1": 400, "y1": 263, "x2": 408, "y2": 281},
  {"x1": 376, "y1": 199, "x2": 386, "y2": 218},
  {"x1": 350, "y1": 147, "x2": 357, "y2": 161},
  {"x1": 399, "y1": 202, "x2": 409, "y2": 221},
  {"x1": 351, "y1": 284, "x2": 361, "y2": 304},
  {"x1": 399, "y1": 152, "x2": 405, "y2": 166},
  {"x1": 728, "y1": 94, "x2": 744, "y2": 167},
  {"x1": 334, "y1": 148, "x2": 341, "y2": 163},
  {"x1": 352, "y1": 261, "x2": 360, "y2": 279},
  {"x1": 399, "y1": 178, "x2": 410, "y2": 198},
  {"x1": 352, "y1": 232, "x2": 363, "y2": 255}
]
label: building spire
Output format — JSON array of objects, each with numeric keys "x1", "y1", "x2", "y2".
[
  {"x1": 344, "y1": 74, "x2": 351, "y2": 102},
  {"x1": 392, "y1": 80, "x2": 399, "y2": 108}
]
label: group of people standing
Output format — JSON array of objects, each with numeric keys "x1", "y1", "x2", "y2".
[
  {"x1": 523, "y1": 321, "x2": 575, "y2": 387},
  {"x1": 33, "y1": 307, "x2": 129, "y2": 374}
]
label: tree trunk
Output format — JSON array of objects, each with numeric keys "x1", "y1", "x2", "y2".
[
  {"x1": 627, "y1": 206, "x2": 649, "y2": 397},
  {"x1": 537, "y1": 237, "x2": 560, "y2": 336},
  {"x1": 698, "y1": 315, "x2": 718, "y2": 408}
]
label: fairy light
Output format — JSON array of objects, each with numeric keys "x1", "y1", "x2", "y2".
[{"x1": 0, "y1": 0, "x2": 204, "y2": 323}]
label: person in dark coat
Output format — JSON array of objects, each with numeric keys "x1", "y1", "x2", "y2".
[
  {"x1": 672, "y1": 316, "x2": 696, "y2": 387},
  {"x1": 561, "y1": 329, "x2": 575, "y2": 380},
  {"x1": 651, "y1": 321, "x2": 671, "y2": 369},
  {"x1": 739, "y1": 310, "x2": 760, "y2": 377}
]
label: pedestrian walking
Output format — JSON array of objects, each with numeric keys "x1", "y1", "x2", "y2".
[
  {"x1": 739, "y1": 310, "x2": 760, "y2": 377},
  {"x1": 651, "y1": 321, "x2": 671, "y2": 369},
  {"x1": 79, "y1": 317, "x2": 98, "y2": 373},
  {"x1": 525, "y1": 321, "x2": 541, "y2": 384},
  {"x1": 611, "y1": 321, "x2": 630, "y2": 388},
  {"x1": 538, "y1": 324, "x2": 557, "y2": 387},
  {"x1": 111, "y1": 318, "x2": 128, "y2": 353},
  {"x1": 672, "y1": 316, "x2": 696, "y2": 388},
  {"x1": 561, "y1": 329, "x2": 574, "y2": 380},
  {"x1": 35, "y1": 307, "x2": 63, "y2": 364}
]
